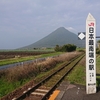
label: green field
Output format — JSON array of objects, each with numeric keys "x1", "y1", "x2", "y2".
[
  {"x1": 0, "y1": 52, "x2": 62, "y2": 66},
  {"x1": 0, "y1": 52, "x2": 65, "y2": 97},
  {"x1": 2, "y1": 52, "x2": 100, "y2": 98}
]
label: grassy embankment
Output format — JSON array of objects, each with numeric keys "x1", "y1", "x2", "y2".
[
  {"x1": 65, "y1": 54, "x2": 100, "y2": 86},
  {"x1": 96, "y1": 55, "x2": 100, "y2": 86},
  {"x1": 65, "y1": 56, "x2": 86, "y2": 85},
  {"x1": 0, "y1": 52, "x2": 62, "y2": 66},
  {"x1": 0, "y1": 48, "x2": 85, "y2": 66},
  {"x1": 0, "y1": 52, "x2": 81, "y2": 98}
]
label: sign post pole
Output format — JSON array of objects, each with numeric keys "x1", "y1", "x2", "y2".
[{"x1": 86, "y1": 13, "x2": 96, "y2": 94}]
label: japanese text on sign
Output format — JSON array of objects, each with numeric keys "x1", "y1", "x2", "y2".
[{"x1": 88, "y1": 23, "x2": 95, "y2": 82}]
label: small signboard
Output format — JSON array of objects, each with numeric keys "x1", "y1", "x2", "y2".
[
  {"x1": 86, "y1": 13, "x2": 96, "y2": 94},
  {"x1": 78, "y1": 32, "x2": 85, "y2": 40}
]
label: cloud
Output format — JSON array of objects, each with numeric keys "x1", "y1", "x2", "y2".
[
  {"x1": 66, "y1": 27, "x2": 78, "y2": 34},
  {"x1": 0, "y1": 0, "x2": 100, "y2": 49}
]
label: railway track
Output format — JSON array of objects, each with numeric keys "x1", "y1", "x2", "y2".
[{"x1": 12, "y1": 54, "x2": 84, "y2": 100}]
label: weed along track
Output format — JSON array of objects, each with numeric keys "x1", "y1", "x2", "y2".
[{"x1": 9, "y1": 54, "x2": 84, "y2": 100}]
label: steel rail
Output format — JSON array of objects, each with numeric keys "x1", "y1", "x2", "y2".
[
  {"x1": 14, "y1": 54, "x2": 84, "y2": 100},
  {"x1": 41, "y1": 55, "x2": 84, "y2": 100}
]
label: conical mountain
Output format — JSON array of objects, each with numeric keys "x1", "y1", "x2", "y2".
[{"x1": 21, "y1": 27, "x2": 85, "y2": 49}]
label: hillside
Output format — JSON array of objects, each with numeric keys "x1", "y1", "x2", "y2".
[{"x1": 21, "y1": 27, "x2": 85, "y2": 49}]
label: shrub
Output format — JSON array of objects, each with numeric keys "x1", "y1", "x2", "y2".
[
  {"x1": 54, "y1": 44, "x2": 77, "y2": 52},
  {"x1": 96, "y1": 48, "x2": 100, "y2": 54},
  {"x1": 0, "y1": 52, "x2": 81, "y2": 82},
  {"x1": 54, "y1": 45, "x2": 62, "y2": 52},
  {"x1": 65, "y1": 44, "x2": 76, "y2": 52}
]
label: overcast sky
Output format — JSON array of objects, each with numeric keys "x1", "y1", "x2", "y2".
[{"x1": 0, "y1": 0, "x2": 100, "y2": 49}]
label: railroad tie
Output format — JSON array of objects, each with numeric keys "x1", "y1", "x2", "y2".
[{"x1": 31, "y1": 89, "x2": 49, "y2": 96}]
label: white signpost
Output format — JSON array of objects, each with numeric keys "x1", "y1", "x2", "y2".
[{"x1": 86, "y1": 13, "x2": 96, "y2": 94}]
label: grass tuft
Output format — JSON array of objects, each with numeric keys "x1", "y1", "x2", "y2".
[{"x1": 0, "y1": 51, "x2": 81, "y2": 97}]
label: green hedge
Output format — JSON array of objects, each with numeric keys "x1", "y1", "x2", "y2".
[{"x1": 54, "y1": 44, "x2": 76, "y2": 52}]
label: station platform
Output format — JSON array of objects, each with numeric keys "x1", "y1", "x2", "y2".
[{"x1": 49, "y1": 81, "x2": 100, "y2": 100}]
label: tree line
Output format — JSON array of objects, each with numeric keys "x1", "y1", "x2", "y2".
[{"x1": 54, "y1": 44, "x2": 77, "y2": 52}]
